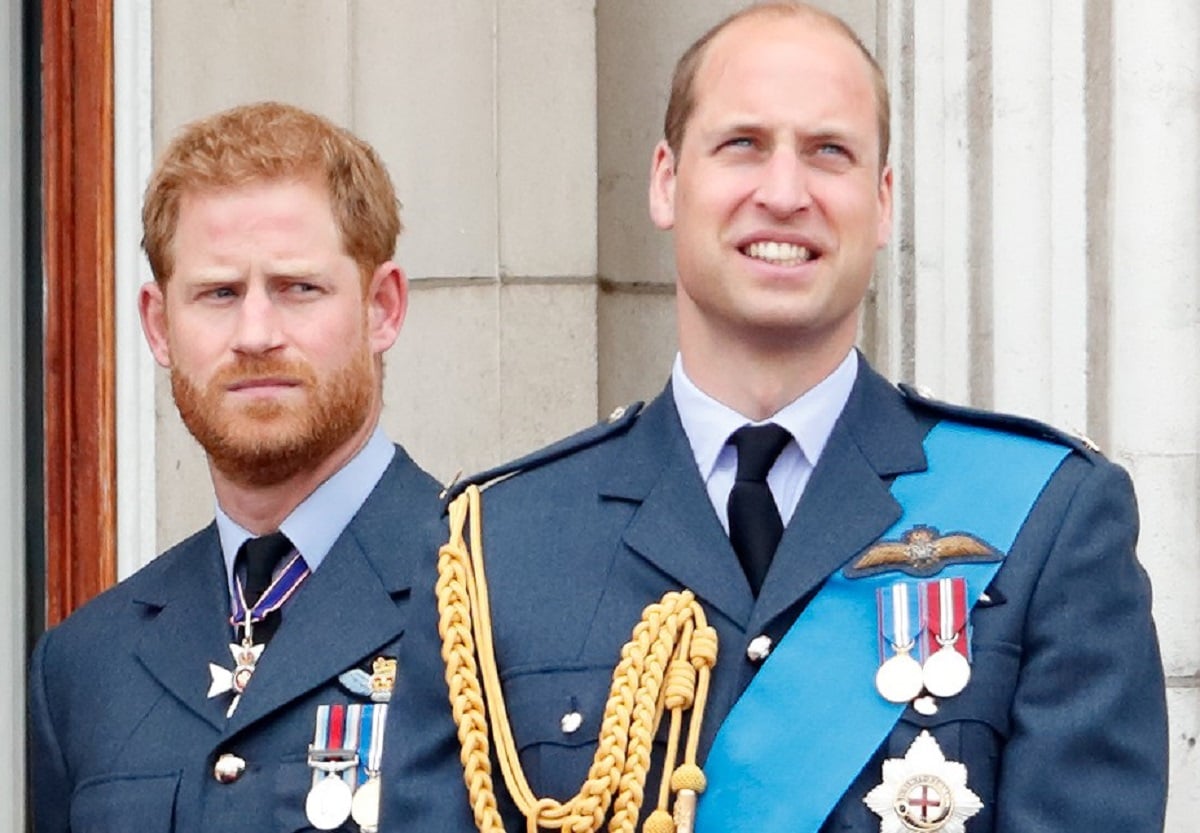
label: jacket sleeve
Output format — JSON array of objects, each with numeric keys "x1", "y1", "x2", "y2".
[
  {"x1": 29, "y1": 632, "x2": 72, "y2": 833},
  {"x1": 996, "y1": 457, "x2": 1168, "y2": 830}
]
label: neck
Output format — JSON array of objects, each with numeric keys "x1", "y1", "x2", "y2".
[
  {"x1": 211, "y1": 407, "x2": 380, "y2": 535},
  {"x1": 678, "y1": 320, "x2": 855, "y2": 421}
]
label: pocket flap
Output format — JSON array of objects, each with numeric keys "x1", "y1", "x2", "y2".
[{"x1": 71, "y1": 771, "x2": 180, "y2": 833}]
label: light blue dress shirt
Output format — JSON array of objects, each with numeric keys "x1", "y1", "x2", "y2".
[
  {"x1": 215, "y1": 424, "x2": 396, "y2": 607},
  {"x1": 672, "y1": 350, "x2": 858, "y2": 532}
]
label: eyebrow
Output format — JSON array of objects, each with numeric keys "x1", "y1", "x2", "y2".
[
  {"x1": 704, "y1": 120, "x2": 766, "y2": 137},
  {"x1": 261, "y1": 261, "x2": 323, "y2": 279},
  {"x1": 182, "y1": 267, "x2": 244, "y2": 285}
]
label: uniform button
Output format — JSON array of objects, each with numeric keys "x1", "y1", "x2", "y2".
[
  {"x1": 913, "y1": 695, "x2": 939, "y2": 716},
  {"x1": 213, "y1": 753, "x2": 246, "y2": 784},
  {"x1": 607, "y1": 406, "x2": 627, "y2": 424},
  {"x1": 560, "y1": 711, "x2": 583, "y2": 734},
  {"x1": 746, "y1": 635, "x2": 772, "y2": 662}
]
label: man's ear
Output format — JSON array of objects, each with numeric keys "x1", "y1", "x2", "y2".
[
  {"x1": 138, "y1": 282, "x2": 172, "y2": 368},
  {"x1": 648, "y1": 140, "x2": 678, "y2": 231},
  {"x1": 366, "y1": 262, "x2": 407, "y2": 354},
  {"x1": 875, "y1": 165, "x2": 894, "y2": 249}
]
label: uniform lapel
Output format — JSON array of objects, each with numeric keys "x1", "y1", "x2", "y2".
[
  {"x1": 604, "y1": 391, "x2": 756, "y2": 629},
  {"x1": 222, "y1": 453, "x2": 433, "y2": 737},
  {"x1": 223, "y1": 532, "x2": 405, "y2": 735},
  {"x1": 131, "y1": 526, "x2": 237, "y2": 733},
  {"x1": 750, "y1": 359, "x2": 929, "y2": 634}
]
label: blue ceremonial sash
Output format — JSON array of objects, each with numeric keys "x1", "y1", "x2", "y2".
[{"x1": 696, "y1": 420, "x2": 1070, "y2": 833}]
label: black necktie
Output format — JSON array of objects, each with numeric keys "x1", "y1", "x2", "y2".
[
  {"x1": 236, "y1": 531, "x2": 294, "y2": 643},
  {"x1": 727, "y1": 424, "x2": 792, "y2": 596}
]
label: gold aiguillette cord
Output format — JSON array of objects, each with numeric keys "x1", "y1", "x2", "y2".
[{"x1": 437, "y1": 485, "x2": 717, "y2": 833}]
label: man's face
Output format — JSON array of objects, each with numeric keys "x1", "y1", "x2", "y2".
[
  {"x1": 650, "y1": 14, "x2": 892, "y2": 357},
  {"x1": 140, "y1": 178, "x2": 401, "y2": 486}
]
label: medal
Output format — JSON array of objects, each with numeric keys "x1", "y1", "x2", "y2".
[
  {"x1": 875, "y1": 583, "x2": 924, "y2": 703},
  {"x1": 207, "y1": 551, "x2": 310, "y2": 715},
  {"x1": 306, "y1": 704, "x2": 360, "y2": 830},
  {"x1": 921, "y1": 577, "x2": 971, "y2": 698},
  {"x1": 351, "y1": 777, "x2": 381, "y2": 832},
  {"x1": 864, "y1": 731, "x2": 982, "y2": 833},
  {"x1": 923, "y1": 648, "x2": 971, "y2": 699},
  {"x1": 206, "y1": 635, "x2": 265, "y2": 717},
  {"x1": 875, "y1": 653, "x2": 924, "y2": 704},
  {"x1": 351, "y1": 703, "x2": 388, "y2": 831},
  {"x1": 306, "y1": 775, "x2": 354, "y2": 830}
]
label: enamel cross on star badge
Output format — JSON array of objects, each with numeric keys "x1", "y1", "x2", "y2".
[{"x1": 864, "y1": 731, "x2": 982, "y2": 833}]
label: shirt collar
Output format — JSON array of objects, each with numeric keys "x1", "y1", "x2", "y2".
[
  {"x1": 216, "y1": 424, "x2": 396, "y2": 589},
  {"x1": 671, "y1": 349, "x2": 858, "y2": 480}
]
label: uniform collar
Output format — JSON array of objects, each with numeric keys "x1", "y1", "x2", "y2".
[
  {"x1": 671, "y1": 349, "x2": 858, "y2": 480},
  {"x1": 215, "y1": 424, "x2": 396, "y2": 600}
]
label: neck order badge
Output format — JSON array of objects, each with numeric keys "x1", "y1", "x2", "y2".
[{"x1": 207, "y1": 539, "x2": 309, "y2": 717}]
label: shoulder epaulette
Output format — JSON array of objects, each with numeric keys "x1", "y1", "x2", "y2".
[
  {"x1": 441, "y1": 402, "x2": 645, "y2": 507},
  {"x1": 898, "y1": 383, "x2": 1102, "y2": 458}
]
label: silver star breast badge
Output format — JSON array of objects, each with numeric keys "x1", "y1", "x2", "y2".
[{"x1": 864, "y1": 730, "x2": 982, "y2": 833}]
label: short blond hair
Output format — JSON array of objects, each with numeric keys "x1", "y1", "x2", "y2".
[
  {"x1": 663, "y1": 2, "x2": 890, "y2": 169},
  {"x1": 142, "y1": 101, "x2": 401, "y2": 285}
]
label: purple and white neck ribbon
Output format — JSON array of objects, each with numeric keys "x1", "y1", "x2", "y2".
[{"x1": 229, "y1": 550, "x2": 310, "y2": 629}]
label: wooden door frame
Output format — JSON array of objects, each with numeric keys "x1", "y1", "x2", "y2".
[{"x1": 41, "y1": 0, "x2": 117, "y2": 627}]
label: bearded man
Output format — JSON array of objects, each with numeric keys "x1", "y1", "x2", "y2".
[{"x1": 29, "y1": 102, "x2": 461, "y2": 832}]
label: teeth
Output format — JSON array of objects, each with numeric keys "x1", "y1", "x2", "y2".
[{"x1": 745, "y1": 240, "x2": 812, "y2": 265}]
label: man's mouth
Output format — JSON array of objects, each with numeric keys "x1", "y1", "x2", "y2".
[
  {"x1": 226, "y1": 377, "x2": 300, "y2": 392},
  {"x1": 742, "y1": 240, "x2": 814, "y2": 267}
]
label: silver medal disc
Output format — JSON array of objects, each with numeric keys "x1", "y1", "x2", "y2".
[
  {"x1": 306, "y1": 774, "x2": 354, "y2": 831},
  {"x1": 875, "y1": 653, "x2": 924, "y2": 704},
  {"x1": 923, "y1": 646, "x2": 971, "y2": 698},
  {"x1": 351, "y1": 776, "x2": 382, "y2": 831}
]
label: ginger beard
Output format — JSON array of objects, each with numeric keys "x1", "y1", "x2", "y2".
[{"x1": 170, "y1": 346, "x2": 375, "y2": 488}]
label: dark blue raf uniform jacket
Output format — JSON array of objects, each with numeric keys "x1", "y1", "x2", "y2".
[
  {"x1": 29, "y1": 447, "x2": 466, "y2": 833},
  {"x1": 424, "y1": 357, "x2": 1167, "y2": 832}
]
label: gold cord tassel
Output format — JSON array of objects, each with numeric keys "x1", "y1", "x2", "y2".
[{"x1": 438, "y1": 486, "x2": 717, "y2": 833}]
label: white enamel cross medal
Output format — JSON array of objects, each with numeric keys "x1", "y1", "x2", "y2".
[{"x1": 208, "y1": 609, "x2": 264, "y2": 717}]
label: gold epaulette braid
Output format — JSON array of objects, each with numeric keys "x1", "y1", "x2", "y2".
[{"x1": 437, "y1": 485, "x2": 718, "y2": 833}]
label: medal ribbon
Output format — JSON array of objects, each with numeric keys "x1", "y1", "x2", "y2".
[
  {"x1": 356, "y1": 703, "x2": 388, "y2": 783},
  {"x1": 877, "y1": 582, "x2": 920, "y2": 661},
  {"x1": 342, "y1": 704, "x2": 363, "y2": 787},
  {"x1": 230, "y1": 552, "x2": 310, "y2": 627},
  {"x1": 923, "y1": 577, "x2": 968, "y2": 659},
  {"x1": 356, "y1": 705, "x2": 374, "y2": 785},
  {"x1": 311, "y1": 704, "x2": 360, "y2": 789},
  {"x1": 697, "y1": 421, "x2": 1070, "y2": 833}
]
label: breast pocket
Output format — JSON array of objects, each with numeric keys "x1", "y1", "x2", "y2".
[
  {"x1": 890, "y1": 641, "x2": 1019, "y2": 828},
  {"x1": 503, "y1": 666, "x2": 637, "y2": 804},
  {"x1": 71, "y1": 772, "x2": 180, "y2": 833},
  {"x1": 273, "y1": 754, "x2": 360, "y2": 833}
]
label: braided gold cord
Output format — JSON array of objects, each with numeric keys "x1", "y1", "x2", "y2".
[{"x1": 437, "y1": 486, "x2": 717, "y2": 833}]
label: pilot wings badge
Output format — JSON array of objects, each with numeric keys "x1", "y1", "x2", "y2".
[
  {"x1": 338, "y1": 656, "x2": 397, "y2": 703},
  {"x1": 845, "y1": 526, "x2": 998, "y2": 578}
]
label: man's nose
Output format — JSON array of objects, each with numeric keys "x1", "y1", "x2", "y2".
[
  {"x1": 231, "y1": 286, "x2": 283, "y2": 354},
  {"x1": 754, "y1": 149, "x2": 813, "y2": 217}
]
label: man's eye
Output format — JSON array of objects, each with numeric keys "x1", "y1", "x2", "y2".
[
  {"x1": 817, "y1": 142, "x2": 851, "y2": 158},
  {"x1": 205, "y1": 286, "x2": 237, "y2": 300},
  {"x1": 284, "y1": 281, "x2": 321, "y2": 294},
  {"x1": 722, "y1": 137, "x2": 756, "y2": 150}
]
